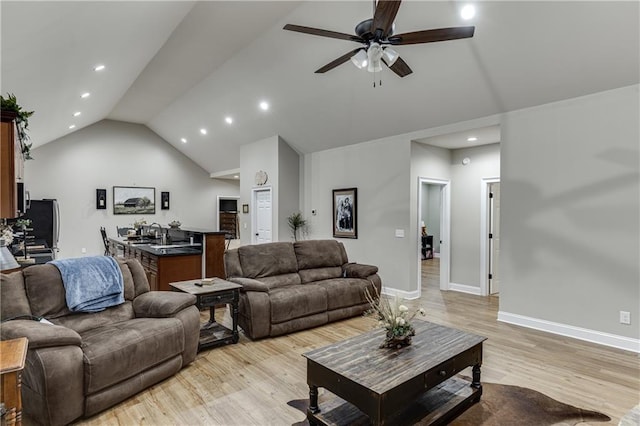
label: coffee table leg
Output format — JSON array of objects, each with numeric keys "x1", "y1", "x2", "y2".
[{"x1": 309, "y1": 385, "x2": 320, "y2": 414}]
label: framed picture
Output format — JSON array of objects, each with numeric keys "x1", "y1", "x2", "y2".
[
  {"x1": 113, "y1": 186, "x2": 155, "y2": 215},
  {"x1": 242, "y1": 204, "x2": 249, "y2": 214},
  {"x1": 333, "y1": 187, "x2": 357, "y2": 239},
  {"x1": 161, "y1": 191, "x2": 170, "y2": 210}
]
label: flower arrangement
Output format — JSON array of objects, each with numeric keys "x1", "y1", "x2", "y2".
[
  {"x1": 133, "y1": 218, "x2": 147, "y2": 229},
  {"x1": 364, "y1": 285, "x2": 425, "y2": 348},
  {"x1": 0, "y1": 224, "x2": 14, "y2": 246}
]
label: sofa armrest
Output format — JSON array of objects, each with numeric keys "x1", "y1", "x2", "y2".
[
  {"x1": 343, "y1": 263, "x2": 379, "y2": 279},
  {"x1": 228, "y1": 277, "x2": 270, "y2": 293},
  {"x1": 1, "y1": 320, "x2": 81, "y2": 349},
  {"x1": 133, "y1": 291, "x2": 196, "y2": 318}
]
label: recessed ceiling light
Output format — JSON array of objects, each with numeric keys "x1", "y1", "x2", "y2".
[
  {"x1": 200, "y1": 128, "x2": 207, "y2": 135},
  {"x1": 460, "y1": 4, "x2": 475, "y2": 20},
  {"x1": 233, "y1": 175, "x2": 239, "y2": 179},
  {"x1": 180, "y1": 138, "x2": 187, "y2": 143},
  {"x1": 93, "y1": 64, "x2": 106, "y2": 71},
  {"x1": 259, "y1": 101, "x2": 269, "y2": 111},
  {"x1": 68, "y1": 124, "x2": 76, "y2": 129},
  {"x1": 467, "y1": 136, "x2": 478, "y2": 142},
  {"x1": 81, "y1": 92, "x2": 90, "y2": 98},
  {"x1": 225, "y1": 116, "x2": 233, "y2": 125},
  {"x1": 73, "y1": 111, "x2": 81, "y2": 117}
]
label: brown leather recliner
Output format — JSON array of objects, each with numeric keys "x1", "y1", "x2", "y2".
[
  {"x1": 0, "y1": 258, "x2": 200, "y2": 426},
  {"x1": 224, "y1": 239, "x2": 382, "y2": 339}
]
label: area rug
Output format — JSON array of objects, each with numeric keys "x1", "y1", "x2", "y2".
[{"x1": 287, "y1": 381, "x2": 611, "y2": 426}]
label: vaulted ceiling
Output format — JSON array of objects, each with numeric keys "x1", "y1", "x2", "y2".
[{"x1": 2, "y1": 1, "x2": 638, "y2": 175}]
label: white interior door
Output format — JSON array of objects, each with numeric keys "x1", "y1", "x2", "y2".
[
  {"x1": 253, "y1": 188, "x2": 272, "y2": 244},
  {"x1": 489, "y1": 182, "x2": 501, "y2": 294}
]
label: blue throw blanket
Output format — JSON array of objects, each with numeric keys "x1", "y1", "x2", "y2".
[{"x1": 50, "y1": 256, "x2": 124, "y2": 313}]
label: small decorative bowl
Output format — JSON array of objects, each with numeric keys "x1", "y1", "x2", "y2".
[{"x1": 168, "y1": 221, "x2": 181, "y2": 229}]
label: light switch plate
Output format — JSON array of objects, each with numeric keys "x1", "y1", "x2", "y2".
[{"x1": 395, "y1": 229, "x2": 405, "y2": 238}]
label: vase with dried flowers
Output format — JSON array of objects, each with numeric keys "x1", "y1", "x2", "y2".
[{"x1": 364, "y1": 285, "x2": 425, "y2": 349}]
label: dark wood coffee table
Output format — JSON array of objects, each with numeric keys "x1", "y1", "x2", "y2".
[
  {"x1": 170, "y1": 278, "x2": 241, "y2": 351},
  {"x1": 303, "y1": 321, "x2": 486, "y2": 425}
]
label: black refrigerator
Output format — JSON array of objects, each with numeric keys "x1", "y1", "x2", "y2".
[{"x1": 23, "y1": 199, "x2": 60, "y2": 258}]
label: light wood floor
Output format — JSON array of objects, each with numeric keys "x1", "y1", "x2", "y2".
[{"x1": 77, "y1": 258, "x2": 639, "y2": 425}]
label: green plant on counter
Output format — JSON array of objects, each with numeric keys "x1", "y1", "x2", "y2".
[
  {"x1": 287, "y1": 212, "x2": 307, "y2": 241},
  {"x1": 1, "y1": 93, "x2": 35, "y2": 160},
  {"x1": 15, "y1": 218, "x2": 32, "y2": 229}
]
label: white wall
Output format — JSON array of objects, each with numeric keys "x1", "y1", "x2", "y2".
[
  {"x1": 25, "y1": 119, "x2": 239, "y2": 259},
  {"x1": 239, "y1": 135, "x2": 300, "y2": 245},
  {"x1": 277, "y1": 137, "x2": 301, "y2": 242},
  {"x1": 302, "y1": 136, "x2": 413, "y2": 294},
  {"x1": 410, "y1": 142, "x2": 451, "y2": 293},
  {"x1": 450, "y1": 143, "x2": 501, "y2": 287},
  {"x1": 239, "y1": 135, "x2": 278, "y2": 245},
  {"x1": 500, "y1": 85, "x2": 639, "y2": 342}
]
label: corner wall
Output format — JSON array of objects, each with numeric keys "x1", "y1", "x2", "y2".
[{"x1": 25, "y1": 119, "x2": 239, "y2": 259}]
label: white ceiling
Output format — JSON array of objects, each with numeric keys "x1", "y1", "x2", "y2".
[{"x1": 2, "y1": 1, "x2": 638, "y2": 174}]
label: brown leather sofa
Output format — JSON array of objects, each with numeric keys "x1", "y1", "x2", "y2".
[
  {"x1": 0, "y1": 259, "x2": 200, "y2": 426},
  {"x1": 224, "y1": 239, "x2": 382, "y2": 339}
]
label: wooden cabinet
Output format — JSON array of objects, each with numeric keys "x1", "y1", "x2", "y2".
[
  {"x1": 118, "y1": 245, "x2": 200, "y2": 292},
  {"x1": 1, "y1": 111, "x2": 22, "y2": 219},
  {"x1": 219, "y1": 212, "x2": 238, "y2": 239}
]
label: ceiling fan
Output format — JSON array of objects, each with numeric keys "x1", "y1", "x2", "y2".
[{"x1": 283, "y1": 0, "x2": 475, "y2": 78}]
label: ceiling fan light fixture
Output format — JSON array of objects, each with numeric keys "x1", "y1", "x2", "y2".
[
  {"x1": 351, "y1": 49, "x2": 368, "y2": 69},
  {"x1": 367, "y1": 43, "x2": 383, "y2": 72},
  {"x1": 382, "y1": 47, "x2": 399, "y2": 66}
]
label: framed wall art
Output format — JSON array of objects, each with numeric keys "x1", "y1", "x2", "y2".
[
  {"x1": 161, "y1": 192, "x2": 170, "y2": 210},
  {"x1": 113, "y1": 186, "x2": 155, "y2": 215},
  {"x1": 333, "y1": 187, "x2": 357, "y2": 239}
]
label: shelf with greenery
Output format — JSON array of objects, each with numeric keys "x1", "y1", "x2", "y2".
[{"x1": 1, "y1": 93, "x2": 35, "y2": 160}]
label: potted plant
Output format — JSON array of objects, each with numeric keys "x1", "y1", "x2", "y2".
[
  {"x1": 1, "y1": 93, "x2": 35, "y2": 160},
  {"x1": 287, "y1": 212, "x2": 307, "y2": 241}
]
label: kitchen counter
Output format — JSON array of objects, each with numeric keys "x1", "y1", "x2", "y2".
[{"x1": 109, "y1": 237, "x2": 202, "y2": 257}]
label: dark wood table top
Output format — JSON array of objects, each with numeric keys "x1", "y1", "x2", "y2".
[{"x1": 303, "y1": 320, "x2": 486, "y2": 395}]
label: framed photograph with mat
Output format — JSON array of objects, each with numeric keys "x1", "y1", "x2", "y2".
[
  {"x1": 113, "y1": 186, "x2": 155, "y2": 215},
  {"x1": 333, "y1": 187, "x2": 357, "y2": 238}
]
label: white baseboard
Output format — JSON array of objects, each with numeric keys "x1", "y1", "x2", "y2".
[
  {"x1": 498, "y1": 311, "x2": 640, "y2": 353},
  {"x1": 382, "y1": 286, "x2": 421, "y2": 300},
  {"x1": 448, "y1": 282, "x2": 481, "y2": 296}
]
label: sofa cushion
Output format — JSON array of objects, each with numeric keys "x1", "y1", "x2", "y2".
[
  {"x1": 24, "y1": 264, "x2": 71, "y2": 319},
  {"x1": 1, "y1": 271, "x2": 32, "y2": 321},
  {"x1": 315, "y1": 278, "x2": 373, "y2": 310},
  {"x1": 52, "y1": 302, "x2": 135, "y2": 334},
  {"x1": 269, "y1": 284, "x2": 327, "y2": 324},
  {"x1": 259, "y1": 273, "x2": 301, "y2": 289},
  {"x1": 24, "y1": 261, "x2": 138, "y2": 319},
  {"x1": 224, "y1": 248, "x2": 243, "y2": 278},
  {"x1": 238, "y1": 243, "x2": 299, "y2": 278},
  {"x1": 294, "y1": 240, "x2": 347, "y2": 270},
  {"x1": 81, "y1": 317, "x2": 184, "y2": 394},
  {"x1": 298, "y1": 267, "x2": 343, "y2": 284}
]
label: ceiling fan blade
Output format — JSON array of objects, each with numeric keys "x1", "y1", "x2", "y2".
[
  {"x1": 383, "y1": 56, "x2": 413, "y2": 77},
  {"x1": 283, "y1": 24, "x2": 364, "y2": 43},
  {"x1": 372, "y1": 0, "x2": 402, "y2": 38},
  {"x1": 315, "y1": 48, "x2": 363, "y2": 73},
  {"x1": 388, "y1": 26, "x2": 475, "y2": 45}
]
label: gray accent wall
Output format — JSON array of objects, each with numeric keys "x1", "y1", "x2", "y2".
[
  {"x1": 25, "y1": 119, "x2": 239, "y2": 259},
  {"x1": 500, "y1": 85, "x2": 639, "y2": 339}
]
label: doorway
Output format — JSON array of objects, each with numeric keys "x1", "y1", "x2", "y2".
[
  {"x1": 252, "y1": 187, "x2": 272, "y2": 244},
  {"x1": 417, "y1": 178, "x2": 450, "y2": 292},
  {"x1": 480, "y1": 178, "x2": 500, "y2": 295}
]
